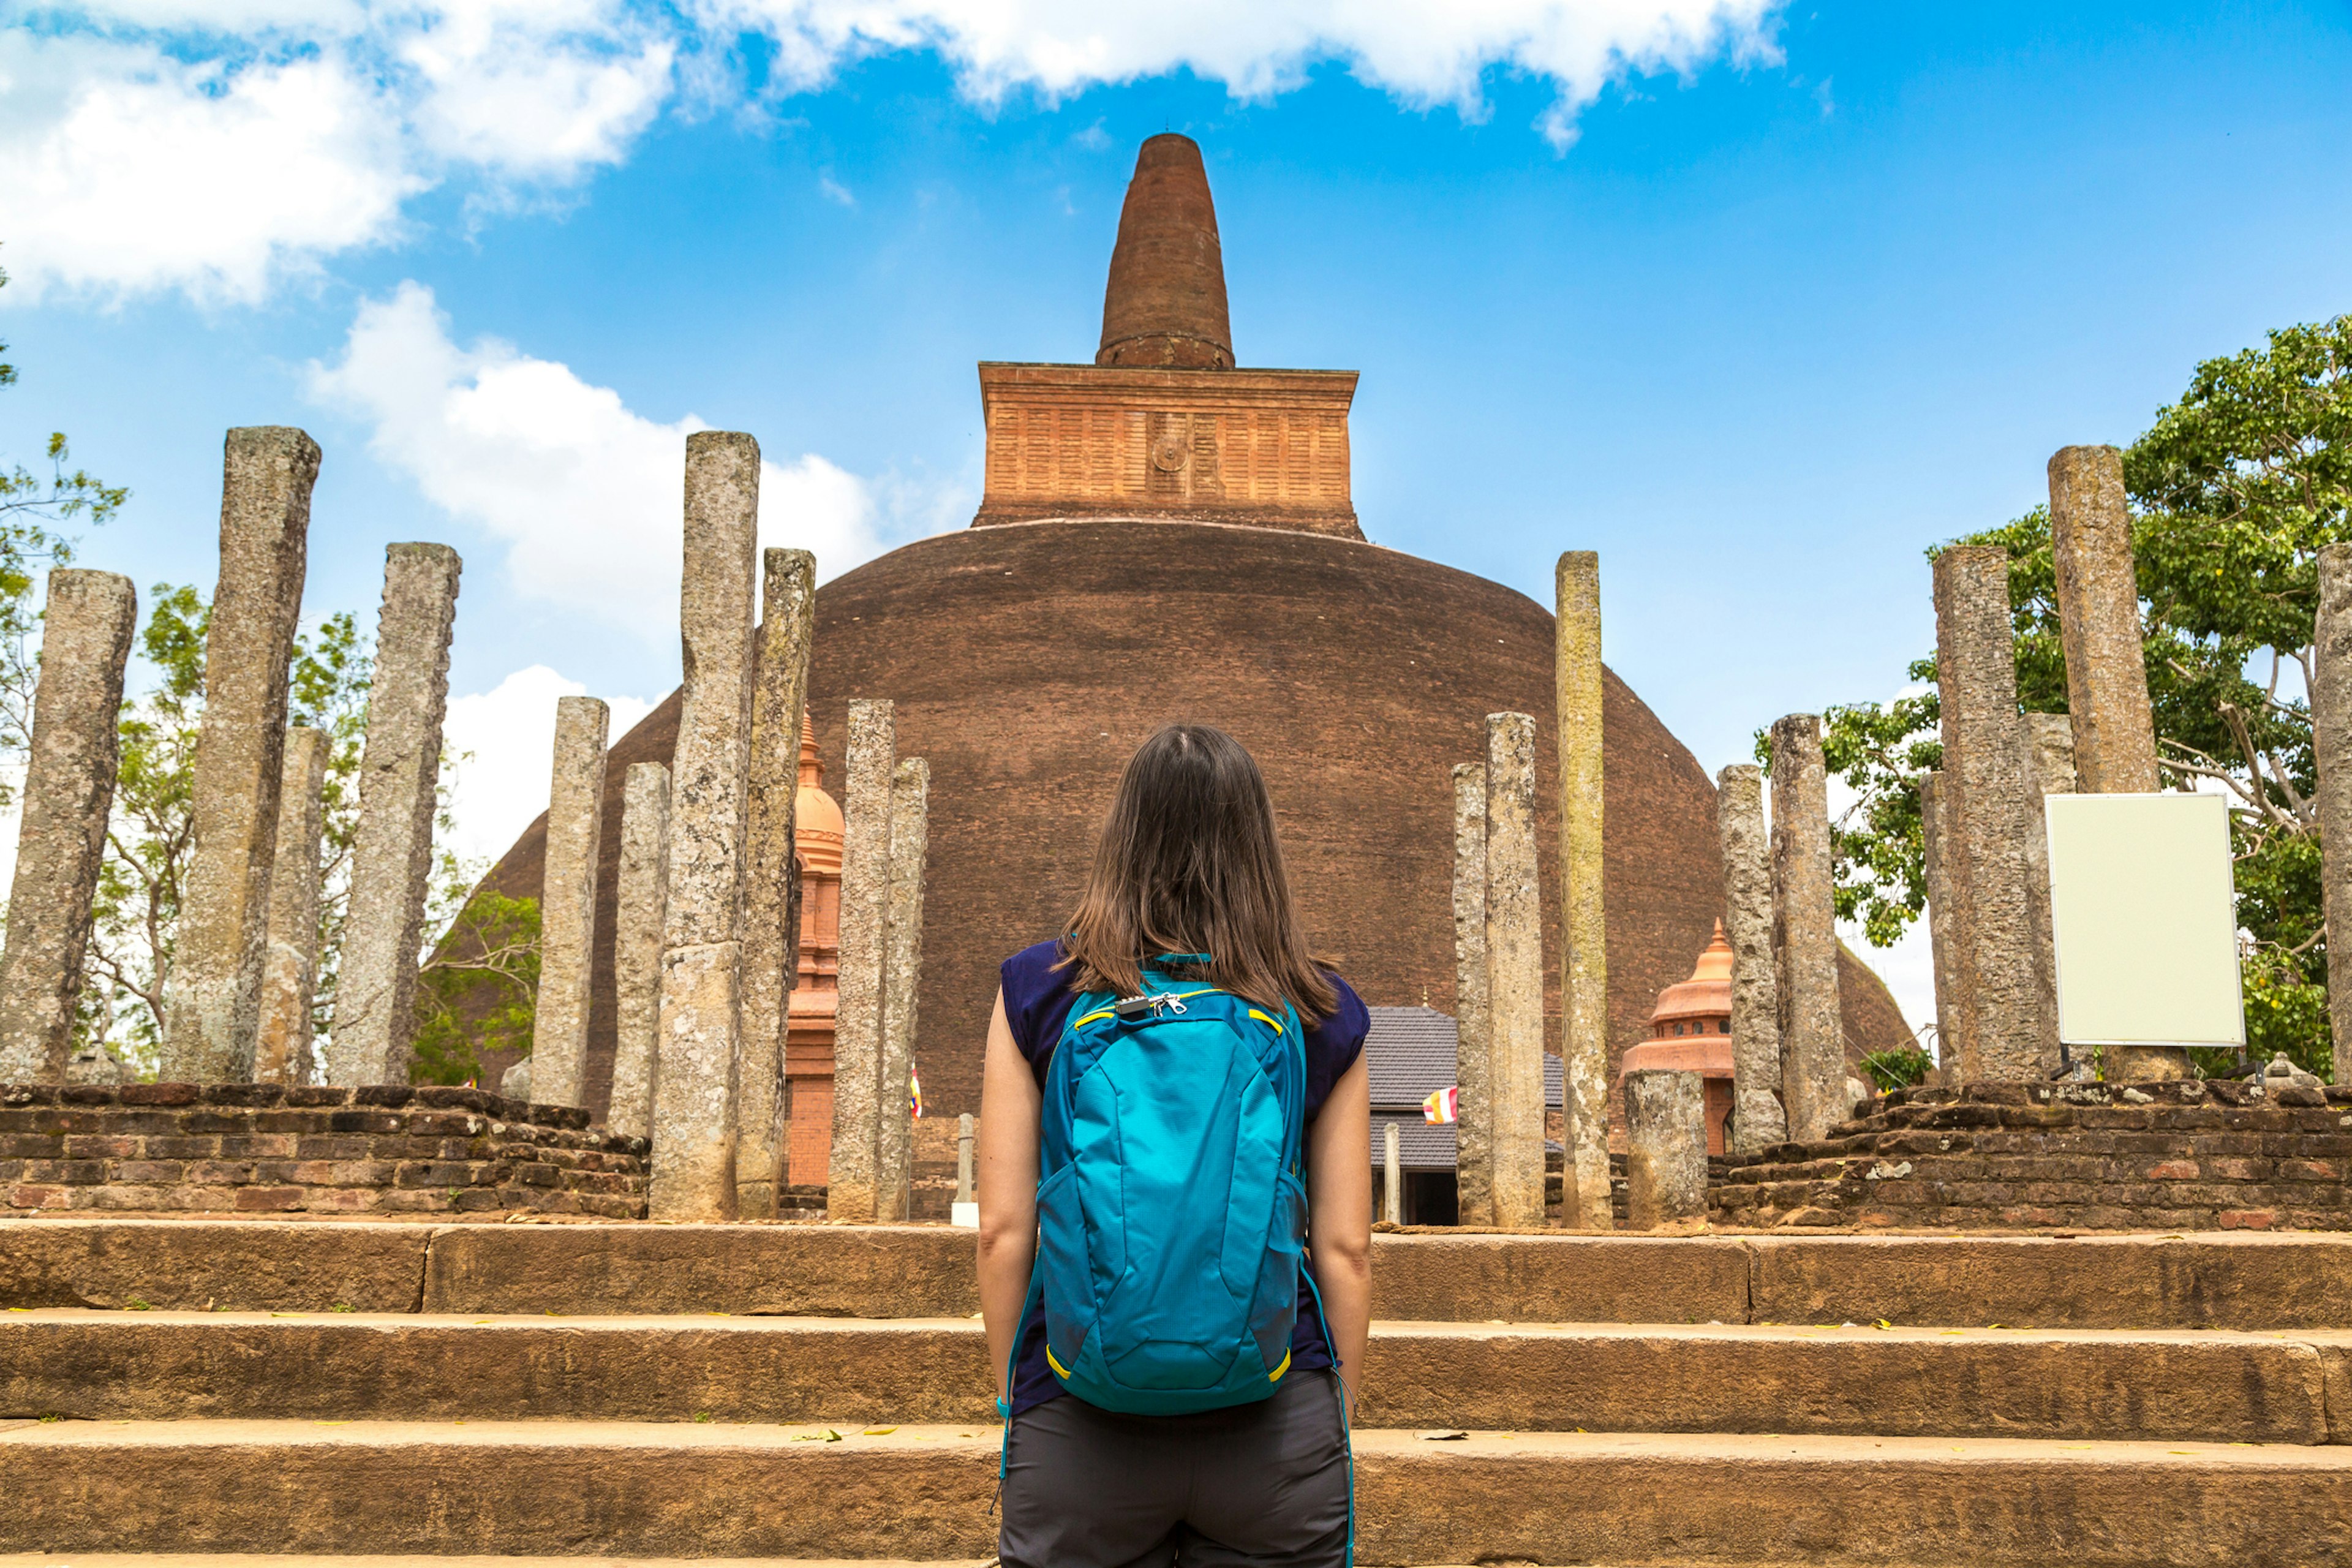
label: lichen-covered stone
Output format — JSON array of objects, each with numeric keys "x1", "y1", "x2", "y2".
[
  {"x1": 875, "y1": 755, "x2": 929, "y2": 1222},
  {"x1": 1934, "y1": 547, "x2": 2058, "y2": 1081},
  {"x1": 608, "y1": 763, "x2": 669, "y2": 1143},
  {"x1": 1623, "y1": 1068, "x2": 1707, "y2": 1229},
  {"x1": 1770, "y1": 715, "x2": 1844, "y2": 1141},
  {"x1": 649, "y1": 431, "x2": 761, "y2": 1221},
  {"x1": 333, "y1": 543, "x2": 461, "y2": 1086},
  {"x1": 1553, "y1": 551, "x2": 1609, "y2": 1227},
  {"x1": 1484, "y1": 712, "x2": 1546, "y2": 1229},
  {"x1": 1450, "y1": 761, "x2": 1493, "y2": 1226},
  {"x1": 253, "y1": 727, "x2": 328, "y2": 1087},
  {"x1": 1920, "y1": 772, "x2": 1972, "y2": 1080},
  {"x1": 827, "y1": 699, "x2": 896, "y2": 1223},
  {"x1": 736, "y1": 548, "x2": 815, "y2": 1219},
  {"x1": 160, "y1": 428, "x2": 318, "y2": 1083},
  {"x1": 1714, "y1": 763, "x2": 1784, "y2": 1152},
  {"x1": 2314, "y1": 544, "x2": 2352, "y2": 1088},
  {"x1": 2049, "y1": 445, "x2": 2160, "y2": 794},
  {"x1": 531, "y1": 696, "x2": 609, "y2": 1109},
  {"x1": 0, "y1": 570, "x2": 136, "y2": 1082}
]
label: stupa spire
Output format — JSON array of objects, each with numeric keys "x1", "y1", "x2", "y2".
[{"x1": 1096, "y1": 134, "x2": 1234, "y2": 371}]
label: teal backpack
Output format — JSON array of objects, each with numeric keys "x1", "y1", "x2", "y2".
[{"x1": 1017, "y1": 953, "x2": 1316, "y2": 1415}]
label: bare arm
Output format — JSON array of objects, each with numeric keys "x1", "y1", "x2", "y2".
[
  {"x1": 1305, "y1": 1051, "x2": 1371, "y2": 1413},
  {"x1": 976, "y1": 987, "x2": 1041, "y2": 1407}
]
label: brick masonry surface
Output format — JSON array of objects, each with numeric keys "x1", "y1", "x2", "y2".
[
  {"x1": 1713, "y1": 1079, "x2": 2352, "y2": 1232},
  {"x1": 1, "y1": 1082, "x2": 647, "y2": 1218}
]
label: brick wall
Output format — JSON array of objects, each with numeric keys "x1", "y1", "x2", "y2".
[
  {"x1": 1, "y1": 1083, "x2": 647, "y2": 1219},
  {"x1": 1713, "y1": 1079, "x2": 2352, "y2": 1232}
]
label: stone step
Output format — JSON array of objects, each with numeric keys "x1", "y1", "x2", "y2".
[
  {"x1": 0, "y1": 1560, "x2": 987, "y2": 1568},
  {"x1": 9, "y1": 1217, "x2": 2352, "y2": 1328},
  {"x1": 2, "y1": 1420, "x2": 2346, "y2": 1566},
  {"x1": 7, "y1": 1311, "x2": 2346, "y2": 1444}
]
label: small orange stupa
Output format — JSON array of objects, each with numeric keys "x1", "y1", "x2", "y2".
[
  {"x1": 783, "y1": 713, "x2": 845, "y2": 1187},
  {"x1": 1619, "y1": 921, "x2": 1736, "y2": 1153}
]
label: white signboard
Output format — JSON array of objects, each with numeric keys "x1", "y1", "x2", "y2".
[{"x1": 2044, "y1": 792, "x2": 2245, "y2": 1050}]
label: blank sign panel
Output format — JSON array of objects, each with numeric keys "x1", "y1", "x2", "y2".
[{"x1": 2044, "y1": 792, "x2": 2245, "y2": 1050}]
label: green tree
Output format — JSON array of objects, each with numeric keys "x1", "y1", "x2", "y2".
[
  {"x1": 410, "y1": 890, "x2": 541, "y2": 1087},
  {"x1": 1815, "y1": 315, "x2": 2351, "y2": 1078},
  {"x1": 0, "y1": 258, "x2": 127, "y2": 806}
]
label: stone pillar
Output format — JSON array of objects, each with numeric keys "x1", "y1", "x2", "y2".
[
  {"x1": 0, "y1": 570, "x2": 137, "y2": 1082},
  {"x1": 1919, "y1": 772, "x2": 1974, "y2": 1080},
  {"x1": 529, "y1": 695, "x2": 608, "y2": 1108},
  {"x1": 331, "y1": 543, "x2": 461, "y2": 1087},
  {"x1": 2048, "y1": 446, "x2": 2160, "y2": 793},
  {"x1": 827, "y1": 699, "x2": 896, "y2": 1222},
  {"x1": 608, "y1": 762, "x2": 669, "y2": 1143},
  {"x1": 1483, "y1": 712, "x2": 1547, "y2": 1229},
  {"x1": 1450, "y1": 761, "x2": 1493, "y2": 1226},
  {"x1": 736, "y1": 548, "x2": 817, "y2": 1218},
  {"x1": 159, "y1": 428, "x2": 318, "y2": 1083},
  {"x1": 252, "y1": 728, "x2": 327, "y2": 1087},
  {"x1": 1714, "y1": 763, "x2": 1786, "y2": 1151},
  {"x1": 1934, "y1": 546, "x2": 2059, "y2": 1080},
  {"x1": 649, "y1": 432, "x2": 760, "y2": 1222},
  {"x1": 1623, "y1": 1068, "x2": 1708, "y2": 1230},
  {"x1": 2019, "y1": 712, "x2": 2082, "y2": 1075},
  {"x1": 1382, "y1": 1121, "x2": 1403, "y2": 1226},
  {"x1": 874, "y1": 755, "x2": 929, "y2": 1222},
  {"x1": 1769, "y1": 715, "x2": 1844, "y2": 1141},
  {"x1": 1553, "y1": 551, "x2": 1610, "y2": 1227},
  {"x1": 956, "y1": 1112, "x2": 976, "y2": 1206},
  {"x1": 2315, "y1": 545, "x2": 2352, "y2": 1088}
]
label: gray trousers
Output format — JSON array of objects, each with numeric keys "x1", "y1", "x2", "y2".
[{"x1": 999, "y1": 1370, "x2": 1351, "y2": 1568}]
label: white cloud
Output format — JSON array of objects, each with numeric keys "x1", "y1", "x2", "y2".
[
  {"x1": 441, "y1": 664, "x2": 654, "y2": 869},
  {"x1": 306, "y1": 281, "x2": 908, "y2": 638},
  {"x1": 0, "y1": 3, "x2": 675, "y2": 302},
  {"x1": 709, "y1": 1, "x2": 1785, "y2": 147},
  {"x1": 1, "y1": 2, "x2": 1784, "y2": 301}
]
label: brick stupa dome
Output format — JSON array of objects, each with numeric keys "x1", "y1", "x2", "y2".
[{"x1": 466, "y1": 135, "x2": 1912, "y2": 1124}]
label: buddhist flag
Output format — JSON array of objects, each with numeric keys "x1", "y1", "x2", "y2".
[
  {"x1": 1423, "y1": 1086, "x2": 1459, "y2": 1124},
  {"x1": 910, "y1": 1065, "x2": 924, "y2": 1121}
]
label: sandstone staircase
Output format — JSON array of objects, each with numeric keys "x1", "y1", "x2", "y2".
[{"x1": 4, "y1": 1218, "x2": 2350, "y2": 1566}]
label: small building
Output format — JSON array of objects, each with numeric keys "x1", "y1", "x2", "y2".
[
  {"x1": 1618, "y1": 920, "x2": 1736, "y2": 1153},
  {"x1": 1364, "y1": 1005, "x2": 1562, "y2": 1224}
]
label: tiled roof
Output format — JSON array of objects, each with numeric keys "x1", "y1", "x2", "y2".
[{"x1": 1364, "y1": 1005, "x2": 1563, "y2": 1112}]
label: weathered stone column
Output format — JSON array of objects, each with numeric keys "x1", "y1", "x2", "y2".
[
  {"x1": 1382, "y1": 1121, "x2": 1403, "y2": 1226},
  {"x1": 1769, "y1": 715, "x2": 1844, "y2": 1140},
  {"x1": 1919, "y1": 772, "x2": 1974, "y2": 1080},
  {"x1": 608, "y1": 762, "x2": 669, "y2": 1142},
  {"x1": 2314, "y1": 545, "x2": 2352, "y2": 1087},
  {"x1": 1450, "y1": 761, "x2": 1493, "y2": 1226},
  {"x1": 1714, "y1": 763, "x2": 1786, "y2": 1151},
  {"x1": 252, "y1": 727, "x2": 328, "y2": 1087},
  {"x1": 736, "y1": 547, "x2": 816, "y2": 1218},
  {"x1": 956, "y1": 1112, "x2": 976, "y2": 1206},
  {"x1": 0, "y1": 570, "x2": 137, "y2": 1082},
  {"x1": 529, "y1": 695, "x2": 608, "y2": 1108},
  {"x1": 2049, "y1": 446, "x2": 2160, "y2": 793},
  {"x1": 331, "y1": 543, "x2": 461, "y2": 1086},
  {"x1": 827, "y1": 699, "x2": 896, "y2": 1222},
  {"x1": 1934, "y1": 546, "x2": 2059, "y2": 1080},
  {"x1": 1623, "y1": 1068, "x2": 1708, "y2": 1229},
  {"x1": 874, "y1": 755, "x2": 929, "y2": 1221},
  {"x1": 2020, "y1": 712, "x2": 2080, "y2": 1074},
  {"x1": 1483, "y1": 712, "x2": 1547, "y2": 1229},
  {"x1": 650, "y1": 431, "x2": 760, "y2": 1222},
  {"x1": 1553, "y1": 551, "x2": 1610, "y2": 1227},
  {"x1": 160, "y1": 427, "x2": 318, "y2": 1082}
]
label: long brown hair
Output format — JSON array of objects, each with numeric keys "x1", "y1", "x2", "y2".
[{"x1": 1058, "y1": 724, "x2": 1339, "y2": 1023}]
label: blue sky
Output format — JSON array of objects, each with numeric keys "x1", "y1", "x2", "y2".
[{"x1": 4, "y1": 1, "x2": 2350, "y2": 1022}]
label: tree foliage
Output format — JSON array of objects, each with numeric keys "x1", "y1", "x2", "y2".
[
  {"x1": 1818, "y1": 315, "x2": 2351, "y2": 1078},
  {"x1": 411, "y1": 891, "x2": 541, "y2": 1087}
]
